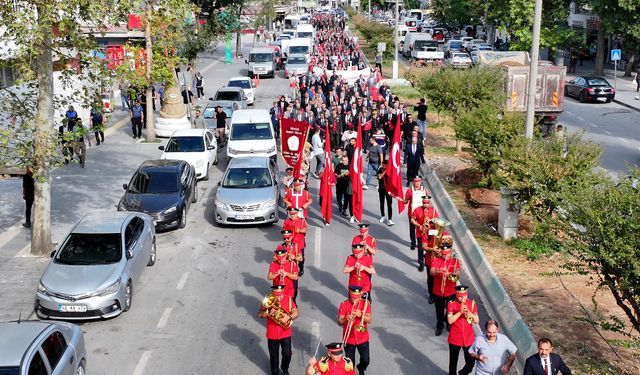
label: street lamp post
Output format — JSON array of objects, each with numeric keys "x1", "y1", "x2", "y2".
[
  {"x1": 524, "y1": 0, "x2": 543, "y2": 139},
  {"x1": 393, "y1": 0, "x2": 399, "y2": 79}
]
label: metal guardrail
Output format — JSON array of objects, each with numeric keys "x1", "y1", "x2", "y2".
[{"x1": 423, "y1": 169, "x2": 536, "y2": 373}]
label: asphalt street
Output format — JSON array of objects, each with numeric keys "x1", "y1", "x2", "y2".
[{"x1": 0, "y1": 42, "x2": 488, "y2": 374}]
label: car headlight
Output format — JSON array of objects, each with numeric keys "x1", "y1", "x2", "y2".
[
  {"x1": 267, "y1": 145, "x2": 276, "y2": 153},
  {"x1": 117, "y1": 200, "x2": 127, "y2": 211},
  {"x1": 261, "y1": 199, "x2": 277, "y2": 209},
  {"x1": 38, "y1": 281, "x2": 51, "y2": 295},
  {"x1": 215, "y1": 201, "x2": 229, "y2": 210},
  {"x1": 94, "y1": 278, "x2": 121, "y2": 297},
  {"x1": 163, "y1": 206, "x2": 177, "y2": 214},
  {"x1": 195, "y1": 159, "x2": 205, "y2": 168}
]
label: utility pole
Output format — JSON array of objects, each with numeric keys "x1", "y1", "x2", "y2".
[
  {"x1": 524, "y1": 0, "x2": 543, "y2": 139},
  {"x1": 392, "y1": 0, "x2": 399, "y2": 79},
  {"x1": 368, "y1": 0, "x2": 371, "y2": 21}
]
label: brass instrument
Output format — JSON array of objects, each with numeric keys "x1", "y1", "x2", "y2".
[
  {"x1": 447, "y1": 258, "x2": 460, "y2": 282},
  {"x1": 355, "y1": 293, "x2": 370, "y2": 333},
  {"x1": 464, "y1": 300, "x2": 476, "y2": 324},
  {"x1": 419, "y1": 213, "x2": 431, "y2": 237},
  {"x1": 342, "y1": 298, "x2": 360, "y2": 345},
  {"x1": 259, "y1": 292, "x2": 292, "y2": 329},
  {"x1": 356, "y1": 261, "x2": 362, "y2": 280},
  {"x1": 432, "y1": 218, "x2": 451, "y2": 250}
]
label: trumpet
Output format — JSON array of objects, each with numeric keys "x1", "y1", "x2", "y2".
[
  {"x1": 447, "y1": 273, "x2": 460, "y2": 282},
  {"x1": 355, "y1": 293, "x2": 370, "y2": 333},
  {"x1": 463, "y1": 300, "x2": 476, "y2": 324},
  {"x1": 356, "y1": 262, "x2": 362, "y2": 280}
]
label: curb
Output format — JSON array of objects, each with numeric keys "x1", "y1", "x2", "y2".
[
  {"x1": 423, "y1": 168, "x2": 535, "y2": 373},
  {"x1": 104, "y1": 114, "x2": 131, "y2": 137},
  {"x1": 613, "y1": 98, "x2": 640, "y2": 112}
]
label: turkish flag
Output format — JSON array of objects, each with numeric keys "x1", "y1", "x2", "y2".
[
  {"x1": 351, "y1": 121, "x2": 364, "y2": 221},
  {"x1": 320, "y1": 130, "x2": 335, "y2": 223},
  {"x1": 386, "y1": 115, "x2": 405, "y2": 213}
]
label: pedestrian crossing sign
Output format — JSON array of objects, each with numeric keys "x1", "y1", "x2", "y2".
[{"x1": 611, "y1": 49, "x2": 621, "y2": 61}]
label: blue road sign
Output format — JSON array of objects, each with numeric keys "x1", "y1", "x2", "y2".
[{"x1": 611, "y1": 49, "x2": 621, "y2": 61}]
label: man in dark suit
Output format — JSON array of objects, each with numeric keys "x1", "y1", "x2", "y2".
[
  {"x1": 524, "y1": 338, "x2": 572, "y2": 375},
  {"x1": 404, "y1": 136, "x2": 425, "y2": 186}
]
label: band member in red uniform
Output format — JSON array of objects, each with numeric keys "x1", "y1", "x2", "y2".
[
  {"x1": 306, "y1": 343, "x2": 355, "y2": 375},
  {"x1": 430, "y1": 243, "x2": 460, "y2": 336},
  {"x1": 283, "y1": 178, "x2": 313, "y2": 218},
  {"x1": 268, "y1": 249, "x2": 299, "y2": 301},
  {"x1": 258, "y1": 284, "x2": 299, "y2": 375},
  {"x1": 410, "y1": 195, "x2": 438, "y2": 274},
  {"x1": 282, "y1": 207, "x2": 308, "y2": 276},
  {"x1": 351, "y1": 223, "x2": 377, "y2": 256},
  {"x1": 338, "y1": 286, "x2": 372, "y2": 375},
  {"x1": 343, "y1": 244, "x2": 375, "y2": 294},
  {"x1": 447, "y1": 285, "x2": 479, "y2": 375},
  {"x1": 402, "y1": 176, "x2": 428, "y2": 251},
  {"x1": 277, "y1": 229, "x2": 303, "y2": 264}
]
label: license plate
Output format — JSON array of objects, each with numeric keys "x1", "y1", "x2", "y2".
[
  {"x1": 236, "y1": 215, "x2": 254, "y2": 221},
  {"x1": 59, "y1": 305, "x2": 87, "y2": 313}
]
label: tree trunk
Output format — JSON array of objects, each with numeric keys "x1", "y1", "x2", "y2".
[
  {"x1": 236, "y1": 31, "x2": 242, "y2": 58},
  {"x1": 594, "y1": 21, "x2": 605, "y2": 76},
  {"x1": 145, "y1": 10, "x2": 156, "y2": 142},
  {"x1": 31, "y1": 6, "x2": 54, "y2": 256},
  {"x1": 624, "y1": 54, "x2": 636, "y2": 77}
]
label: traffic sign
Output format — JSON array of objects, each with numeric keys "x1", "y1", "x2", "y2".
[{"x1": 611, "y1": 49, "x2": 621, "y2": 61}]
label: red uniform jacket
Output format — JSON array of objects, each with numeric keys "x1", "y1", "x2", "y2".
[
  {"x1": 344, "y1": 255, "x2": 374, "y2": 292},
  {"x1": 268, "y1": 260, "x2": 299, "y2": 298},
  {"x1": 313, "y1": 356, "x2": 355, "y2": 375},
  {"x1": 282, "y1": 218, "x2": 307, "y2": 250},
  {"x1": 265, "y1": 294, "x2": 296, "y2": 340},
  {"x1": 285, "y1": 188, "x2": 311, "y2": 218},
  {"x1": 338, "y1": 298, "x2": 372, "y2": 345},
  {"x1": 351, "y1": 235, "x2": 376, "y2": 254},
  {"x1": 431, "y1": 256, "x2": 460, "y2": 297},
  {"x1": 447, "y1": 299, "x2": 477, "y2": 347}
]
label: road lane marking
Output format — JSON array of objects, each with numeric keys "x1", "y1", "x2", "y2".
[
  {"x1": 576, "y1": 116, "x2": 585, "y2": 121},
  {"x1": 132, "y1": 351, "x2": 151, "y2": 375},
  {"x1": 176, "y1": 272, "x2": 190, "y2": 290},
  {"x1": 313, "y1": 227, "x2": 321, "y2": 268},
  {"x1": 311, "y1": 321, "x2": 321, "y2": 352},
  {"x1": 604, "y1": 130, "x2": 612, "y2": 135},
  {"x1": 156, "y1": 307, "x2": 173, "y2": 329},
  {"x1": 0, "y1": 222, "x2": 22, "y2": 250},
  {"x1": 590, "y1": 123, "x2": 599, "y2": 128}
]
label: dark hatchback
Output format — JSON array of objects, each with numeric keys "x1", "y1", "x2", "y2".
[
  {"x1": 564, "y1": 76, "x2": 615, "y2": 103},
  {"x1": 117, "y1": 160, "x2": 197, "y2": 230}
]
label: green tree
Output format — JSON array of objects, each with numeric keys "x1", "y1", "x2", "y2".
[
  {"x1": 430, "y1": 0, "x2": 484, "y2": 28},
  {"x1": 554, "y1": 167, "x2": 640, "y2": 333}
]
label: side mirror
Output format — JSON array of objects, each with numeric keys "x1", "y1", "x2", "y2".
[
  {"x1": 126, "y1": 250, "x2": 133, "y2": 260},
  {"x1": 207, "y1": 145, "x2": 215, "y2": 150},
  {"x1": 245, "y1": 59, "x2": 248, "y2": 64},
  {"x1": 50, "y1": 250, "x2": 56, "y2": 258},
  {"x1": 243, "y1": 96, "x2": 248, "y2": 100},
  {"x1": 158, "y1": 145, "x2": 165, "y2": 151},
  {"x1": 217, "y1": 180, "x2": 221, "y2": 186},
  {"x1": 123, "y1": 183, "x2": 128, "y2": 190}
]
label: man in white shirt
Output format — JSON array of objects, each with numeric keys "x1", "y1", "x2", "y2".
[
  {"x1": 469, "y1": 320, "x2": 517, "y2": 375},
  {"x1": 311, "y1": 127, "x2": 324, "y2": 178}
]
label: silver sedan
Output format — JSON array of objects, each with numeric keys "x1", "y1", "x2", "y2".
[{"x1": 35, "y1": 212, "x2": 156, "y2": 320}]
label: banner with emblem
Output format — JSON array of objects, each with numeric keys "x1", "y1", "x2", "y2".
[{"x1": 280, "y1": 118, "x2": 310, "y2": 168}]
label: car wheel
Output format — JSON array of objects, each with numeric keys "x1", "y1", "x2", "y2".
[
  {"x1": 579, "y1": 91, "x2": 586, "y2": 103},
  {"x1": 563, "y1": 87, "x2": 569, "y2": 97},
  {"x1": 191, "y1": 184, "x2": 198, "y2": 203},
  {"x1": 606, "y1": 97, "x2": 612, "y2": 103},
  {"x1": 75, "y1": 360, "x2": 86, "y2": 375},
  {"x1": 213, "y1": 154, "x2": 218, "y2": 165},
  {"x1": 123, "y1": 281, "x2": 132, "y2": 312},
  {"x1": 179, "y1": 207, "x2": 187, "y2": 228},
  {"x1": 203, "y1": 164, "x2": 210, "y2": 181},
  {"x1": 147, "y1": 239, "x2": 156, "y2": 266}
]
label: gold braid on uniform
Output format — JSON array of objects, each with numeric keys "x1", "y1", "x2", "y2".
[
  {"x1": 344, "y1": 357, "x2": 354, "y2": 371},
  {"x1": 319, "y1": 357, "x2": 329, "y2": 372}
]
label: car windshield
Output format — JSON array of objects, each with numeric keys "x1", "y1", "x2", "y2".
[
  {"x1": 0, "y1": 368, "x2": 19, "y2": 375},
  {"x1": 222, "y1": 167, "x2": 272, "y2": 188},
  {"x1": 288, "y1": 56, "x2": 307, "y2": 64},
  {"x1": 278, "y1": 35, "x2": 290, "y2": 40},
  {"x1": 587, "y1": 78, "x2": 610, "y2": 86},
  {"x1": 165, "y1": 136, "x2": 204, "y2": 152},
  {"x1": 289, "y1": 46, "x2": 308, "y2": 54},
  {"x1": 415, "y1": 40, "x2": 436, "y2": 50},
  {"x1": 228, "y1": 80, "x2": 251, "y2": 89},
  {"x1": 56, "y1": 233, "x2": 122, "y2": 265},
  {"x1": 298, "y1": 32, "x2": 312, "y2": 38},
  {"x1": 250, "y1": 53, "x2": 273, "y2": 62},
  {"x1": 230, "y1": 122, "x2": 273, "y2": 141},
  {"x1": 449, "y1": 41, "x2": 462, "y2": 48},
  {"x1": 215, "y1": 91, "x2": 241, "y2": 101},
  {"x1": 128, "y1": 171, "x2": 178, "y2": 194}
]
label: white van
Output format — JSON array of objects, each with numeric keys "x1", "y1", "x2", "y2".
[
  {"x1": 296, "y1": 24, "x2": 315, "y2": 40},
  {"x1": 285, "y1": 38, "x2": 313, "y2": 59},
  {"x1": 284, "y1": 15, "x2": 301, "y2": 29},
  {"x1": 397, "y1": 25, "x2": 409, "y2": 49},
  {"x1": 227, "y1": 109, "x2": 277, "y2": 161}
]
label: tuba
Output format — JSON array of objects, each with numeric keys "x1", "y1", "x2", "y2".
[
  {"x1": 259, "y1": 292, "x2": 292, "y2": 329},
  {"x1": 432, "y1": 218, "x2": 451, "y2": 250}
]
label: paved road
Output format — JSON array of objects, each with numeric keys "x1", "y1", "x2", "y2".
[{"x1": 0, "y1": 41, "x2": 489, "y2": 374}]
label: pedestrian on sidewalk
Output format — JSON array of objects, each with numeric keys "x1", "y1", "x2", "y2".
[
  {"x1": 65, "y1": 105, "x2": 78, "y2": 131},
  {"x1": 90, "y1": 103, "x2": 105, "y2": 145},
  {"x1": 119, "y1": 81, "x2": 130, "y2": 111},
  {"x1": 22, "y1": 167, "x2": 34, "y2": 228},
  {"x1": 635, "y1": 70, "x2": 640, "y2": 92},
  {"x1": 195, "y1": 72, "x2": 204, "y2": 100},
  {"x1": 73, "y1": 118, "x2": 91, "y2": 168},
  {"x1": 414, "y1": 98, "x2": 428, "y2": 145},
  {"x1": 130, "y1": 100, "x2": 144, "y2": 139},
  {"x1": 193, "y1": 109, "x2": 205, "y2": 129},
  {"x1": 58, "y1": 119, "x2": 74, "y2": 164}
]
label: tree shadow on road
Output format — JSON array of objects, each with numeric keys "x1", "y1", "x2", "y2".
[
  {"x1": 221, "y1": 323, "x2": 269, "y2": 371},
  {"x1": 298, "y1": 286, "x2": 341, "y2": 323},
  {"x1": 238, "y1": 272, "x2": 271, "y2": 298}
]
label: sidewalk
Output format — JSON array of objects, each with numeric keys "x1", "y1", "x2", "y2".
[{"x1": 564, "y1": 58, "x2": 640, "y2": 111}]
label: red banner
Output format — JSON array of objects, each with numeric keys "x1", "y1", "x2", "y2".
[
  {"x1": 386, "y1": 115, "x2": 405, "y2": 213},
  {"x1": 320, "y1": 133, "x2": 335, "y2": 224},
  {"x1": 280, "y1": 118, "x2": 310, "y2": 168},
  {"x1": 351, "y1": 121, "x2": 363, "y2": 222}
]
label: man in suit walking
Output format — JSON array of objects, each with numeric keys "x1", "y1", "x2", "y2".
[
  {"x1": 524, "y1": 338, "x2": 571, "y2": 375},
  {"x1": 404, "y1": 136, "x2": 425, "y2": 186}
]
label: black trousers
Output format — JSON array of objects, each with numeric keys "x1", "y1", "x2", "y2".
[
  {"x1": 426, "y1": 265, "x2": 435, "y2": 297},
  {"x1": 25, "y1": 198, "x2": 33, "y2": 225},
  {"x1": 378, "y1": 190, "x2": 392, "y2": 219},
  {"x1": 345, "y1": 341, "x2": 370, "y2": 373},
  {"x1": 417, "y1": 237, "x2": 425, "y2": 267},
  {"x1": 331, "y1": 133, "x2": 340, "y2": 151},
  {"x1": 268, "y1": 337, "x2": 292, "y2": 375},
  {"x1": 448, "y1": 343, "x2": 474, "y2": 375},
  {"x1": 131, "y1": 117, "x2": 143, "y2": 138},
  {"x1": 433, "y1": 294, "x2": 455, "y2": 329},
  {"x1": 409, "y1": 222, "x2": 417, "y2": 249},
  {"x1": 407, "y1": 164, "x2": 419, "y2": 184},
  {"x1": 336, "y1": 183, "x2": 352, "y2": 215},
  {"x1": 196, "y1": 86, "x2": 204, "y2": 98},
  {"x1": 299, "y1": 241, "x2": 306, "y2": 272},
  {"x1": 94, "y1": 130, "x2": 104, "y2": 144}
]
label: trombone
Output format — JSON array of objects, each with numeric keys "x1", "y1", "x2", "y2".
[{"x1": 342, "y1": 292, "x2": 369, "y2": 345}]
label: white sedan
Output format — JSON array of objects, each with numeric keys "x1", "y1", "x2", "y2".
[
  {"x1": 227, "y1": 76, "x2": 255, "y2": 105},
  {"x1": 160, "y1": 128, "x2": 218, "y2": 180}
]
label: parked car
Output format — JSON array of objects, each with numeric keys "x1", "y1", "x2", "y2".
[
  {"x1": 213, "y1": 87, "x2": 247, "y2": 110},
  {"x1": 118, "y1": 160, "x2": 197, "y2": 230},
  {"x1": 35, "y1": 212, "x2": 156, "y2": 320},
  {"x1": 159, "y1": 128, "x2": 217, "y2": 180},
  {"x1": 213, "y1": 156, "x2": 279, "y2": 225},
  {"x1": 446, "y1": 52, "x2": 473, "y2": 68},
  {"x1": 202, "y1": 100, "x2": 234, "y2": 134},
  {"x1": 226, "y1": 76, "x2": 255, "y2": 105},
  {"x1": 284, "y1": 54, "x2": 309, "y2": 78},
  {"x1": 444, "y1": 40, "x2": 465, "y2": 58},
  {"x1": 0, "y1": 320, "x2": 87, "y2": 374},
  {"x1": 564, "y1": 76, "x2": 615, "y2": 103},
  {"x1": 470, "y1": 44, "x2": 494, "y2": 65}
]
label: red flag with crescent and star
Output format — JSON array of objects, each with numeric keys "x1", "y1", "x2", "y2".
[
  {"x1": 386, "y1": 114, "x2": 405, "y2": 213},
  {"x1": 351, "y1": 121, "x2": 364, "y2": 221},
  {"x1": 320, "y1": 129, "x2": 335, "y2": 224}
]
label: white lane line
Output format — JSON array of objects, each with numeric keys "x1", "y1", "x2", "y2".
[
  {"x1": 0, "y1": 222, "x2": 22, "y2": 250},
  {"x1": 156, "y1": 307, "x2": 173, "y2": 329},
  {"x1": 176, "y1": 272, "x2": 190, "y2": 290},
  {"x1": 132, "y1": 351, "x2": 151, "y2": 375},
  {"x1": 313, "y1": 227, "x2": 321, "y2": 268},
  {"x1": 621, "y1": 138, "x2": 629, "y2": 143},
  {"x1": 576, "y1": 116, "x2": 585, "y2": 121},
  {"x1": 565, "y1": 110, "x2": 573, "y2": 115},
  {"x1": 199, "y1": 59, "x2": 222, "y2": 75},
  {"x1": 604, "y1": 130, "x2": 612, "y2": 135},
  {"x1": 589, "y1": 123, "x2": 599, "y2": 128}
]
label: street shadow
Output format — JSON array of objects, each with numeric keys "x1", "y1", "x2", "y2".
[
  {"x1": 306, "y1": 265, "x2": 348, "y2": 294},
  {"x1": 374, "y1": 284, "x2": 433, "y2": 330},
  {"x1": 230, "y1": 290, "x2": 263, "y2": 317},
  {"x1": 375, "y1": 239, "x2": 416, "y2": 268},
  {"x1": 253, "y1": 245, "x2": 275, "y2": 264},
  {"x1": 221, "y1": 323, "x2": 269, "y2": 370},
  {"x1": 240, "y1": 272, "x2": 271, "y2": 295},
  {"x1": 374, "y1": 263, "x2": 426, "y2": 297},
  {"x1": 371, "y1": 326, "x2": 442, "y2": 373},
  {"x1": 298, "y1": 285, "x2": 340, "y2": 323}
]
